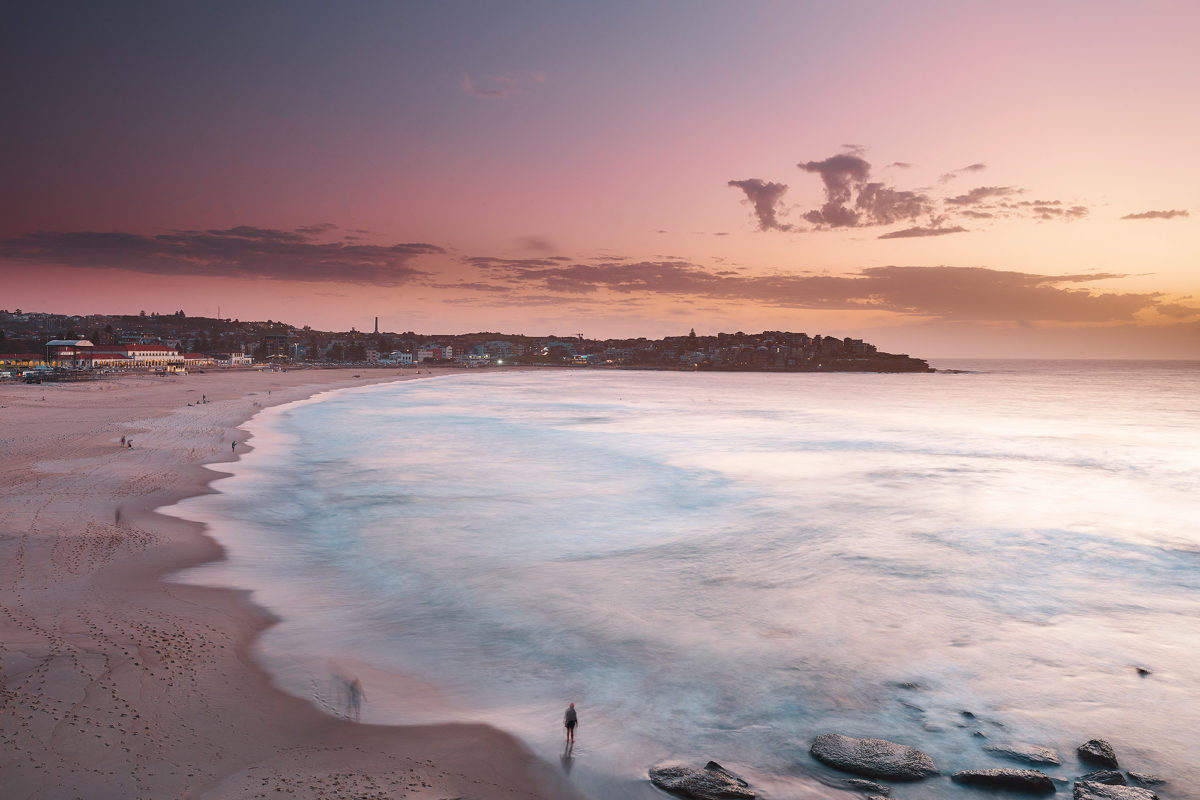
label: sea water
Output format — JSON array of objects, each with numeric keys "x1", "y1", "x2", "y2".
[{"x1": 171, "y1": 362, "x2": 1200, "y2": 799}]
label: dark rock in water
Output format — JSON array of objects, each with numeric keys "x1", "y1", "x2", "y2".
[
  {"x1": 649, "y1": 761, "x2": 754, "y2": 800},
  {"x1": 1134, "y1": 667, "x2": 1152, "y2": 676},
  {"x1": 952, "y1": 768, "x2": 1057, "y2": 794},
  {"x1": 1079, "y1": 770, "x2": 1126, "y2": 786},
  {"x1": 973, "y1": 731, "x2": 988, "y2": 738},
  {"x1": 962, "y1": 711, "x2": 977, "y2": 719},
  {"x1": 1126, "y1": 773, "x2": 1166, "y2": 786},
  {"x1": 845, "y1": 778, "x2": 891, "y2": 795},
  {"x1": 810, "y1": 733, "x2": 937, "y2": 781},
  {"x1": 984, "y1": 743, "x2": 1063, "y2": 766},
  {"x1": 1078, "y1": 740, "x2": 1119, "y2": 769},
  {"x1": 1073, "y1": 781, "x2": 1157, "y2": 800}
]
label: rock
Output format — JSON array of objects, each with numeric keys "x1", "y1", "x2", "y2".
[
  {"x1": 1126, "y1": 773, "x2": 1165, "y2": 786},
  {"x1": 810, "y1": 733, "x2": 937, "y2": 781},
  {"x1": 1077, "y1": 740, "x2": 1119, "y2": 769},
  {"x1": 845, "y1": 778, "x2": 891, "y2": 795},
  {"x1": 1134, "y1": 667, "x2": 1152, "y2": 676},
  {"x1": 649, "y1": 761, "x2": 754, "y2": 800},
  {"x1": 1079, "y1": 770, "x2": 1125, "y2": 786},
  {"x1": 985, "y1": 743, "x2": 1063, "y2": 766},
  {"x1": 951, "y1": 768, "x2": 1057, "y2": 794},
  {"x1": 1073, "y1": 781, "x2": 1157, "y2": 800}
]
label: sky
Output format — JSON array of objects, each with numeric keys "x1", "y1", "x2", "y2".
[{"x1": 1, "y1": 0, "x2": 1198, "y2": 358}]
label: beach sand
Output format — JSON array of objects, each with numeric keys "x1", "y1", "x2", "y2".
[{"x1": 0, "y1": 368, "x2": 584, "y2": 800}]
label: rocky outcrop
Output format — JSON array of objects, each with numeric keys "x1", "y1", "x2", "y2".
[
  {"x1": 649, "y1": 761, "x2": 754, "y2": 800},
  {"x1": 845, "y1": 778, "x2": 891, "y2": 795},
  {"x1": 1127, "y1": 773, "x2": 1165, "y2": 786},
  {"x1": 810, "y1": 734, "x2": 937, "y2": 781},
  {"x1": 951, "y1": 768, "x2": 1057, "y2": 794},
  {"x1": 1078, "y1": 740, "x2": 1119, "y2": 769},
  {"x1": 1073, "y1": 781, "x2": 1157, "y2": 800},
  {"x1": 984, "y1": 743, "x2": 1063, "y2": 766},
  {"x1": 1079, "y1": 770, "x2": 1126, "y2": 786}
]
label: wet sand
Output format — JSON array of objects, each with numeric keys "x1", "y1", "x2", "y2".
[{"x1": 0, "y1": 367, "x2": 583, "y2": 799}]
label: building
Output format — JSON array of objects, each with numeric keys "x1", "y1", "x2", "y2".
[
  {"x1": 211, "y1": 352, "x2": 253, "y2": 366},
  {"x1": 45, "y1": 339, "x2": 94, "y2": 367},
  {"x1": 89, "y1": 344, "x2": 183, "y2": 367}
]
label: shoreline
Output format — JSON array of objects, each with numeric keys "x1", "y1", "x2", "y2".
[{"x1": 0, "y1": 368, "x2": 584, "y2": 799}]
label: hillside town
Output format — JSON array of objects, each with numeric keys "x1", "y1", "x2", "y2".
[{"x1": 0, "y1": 308, "x2": 932, "y2": 379}]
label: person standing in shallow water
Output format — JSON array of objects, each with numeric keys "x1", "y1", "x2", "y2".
[{"x1": 564, "y1": 702, "x2": 577, "y2": 744}]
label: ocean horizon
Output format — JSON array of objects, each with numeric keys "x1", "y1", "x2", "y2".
[{"x1": 170, "y1": 360, "x2": 1200, "y2": 799}]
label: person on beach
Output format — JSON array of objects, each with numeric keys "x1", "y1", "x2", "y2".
[
  {"x1": 347, "y1": 678, "x2": 364, "y2": 722},
  {"x1": 120, "y1": 435, "x2": 125, "y2": 446},
  {"x1": 231, "y1": 441, "x2": 237, "y2": 452},
  {"x1": 564, "y1": 702, "x2": 577, "y2": 743}
]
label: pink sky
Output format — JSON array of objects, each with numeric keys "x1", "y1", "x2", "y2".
[{"x1": 2, "y1": 2, "x2": 1197, "y2": 357}]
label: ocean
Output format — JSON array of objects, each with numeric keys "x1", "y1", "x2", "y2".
[{"x1": 171, "y1": 361, "x2": 1200, "y2": 799}]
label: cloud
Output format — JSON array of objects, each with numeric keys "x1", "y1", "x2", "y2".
[
  {"x1": 461, "y1": 73, "x2": 518, "y2": 98},
  {"x1": 795, "y1": 154, "x2": 935, "y2": 228},
  {"x1": 460, "y1": 70, "x2": 544, "y2": 99},
  {"x1": 469, "y1": 256, "x2": 1161, "y2": 322},
  {"x1": 1121, "y1": 209, "x2": 1190, "y2": 220},
  {"x1": 728, "y1": 179, "x2": 794, "y2": 231},
  {"x1": 945, "y1": 186, "x2": 1022, "y2": 206},
  {"x1": 939, "y1": 163, "x2": 987, "y2": 183},
  {"x1": 878, "y1": 225, "x2": 968, "y2": 239},
  {"x1": 735, "y1": 151, "x2": 1092, "y2": 233},
  {"x1": 1152, "y1": 302, "x2": 1200, "y2": 318},
  {"x1": 514, "y1": 235, "x2": 558, "y2": 253},
  {"x1": 0, "y1": 226, "x2": 443, "y2": 285}
]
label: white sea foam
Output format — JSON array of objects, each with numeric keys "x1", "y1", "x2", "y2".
[{"x1": 173, "y1": 361, "x2": 1200, "y2": 799}]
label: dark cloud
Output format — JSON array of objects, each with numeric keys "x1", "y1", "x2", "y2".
[
  {"x1": 856, "y1": 183, "x2": 932, "y2": 224},
  {"x1": 734, "y1": 152, "x2": 1090, "y2": 233},
  {"x1": 797, "y1": 155, "x2": 933, "y2": 228},
  {"x1": 878, "y1": 225, "x2": 968, "y2": 239},
  {"x1": 470, "y1": 257, "x2": 1159, "y2": 322},
  {"x1": 727, "y1": 179, "x2": 794, "y2": 231},
  {"x1": 1121, "y1": 209, "x2": 1190, "y2": 220},
  {"x1": 888, "y1": 162, "x2": 913, "y2": 169},
  {"x1": 0, "y1": 226, "x2": 442, "y2": 284}
]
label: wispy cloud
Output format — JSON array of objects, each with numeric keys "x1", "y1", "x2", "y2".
[
  {"x1": 468, "y1": 256, "x2": 1160, "y2": 322},
  {"x1": 460, "y1": 70, "x2": 544, "y2": 99},
  {"x1": 945, "y1": 186, "x2": 1022, "y2": 206},
  {"x1": 1120, "y1": 209, "x2": 1190, "y2": 220},
  {"x1": 0, "y1": 226, "x2": 443, "y2": 285},
  {"x1": 878, "y1": 225, "x2": 968, "y2": 239},
  {"x1": 939, "y1": 163, "x2": 987, "y2": 183}
]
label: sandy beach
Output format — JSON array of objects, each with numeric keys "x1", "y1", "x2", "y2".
[{"x1": 0, "y1": 368, "x2": 584, "y2": 800}]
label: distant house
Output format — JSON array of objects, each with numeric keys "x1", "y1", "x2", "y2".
[
  {"x1": 385, "y1": 351, "x2": 414, "y2": 365},
  {"x1": 211, "y1": 352, "x2": 253, "y2": 366}
]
